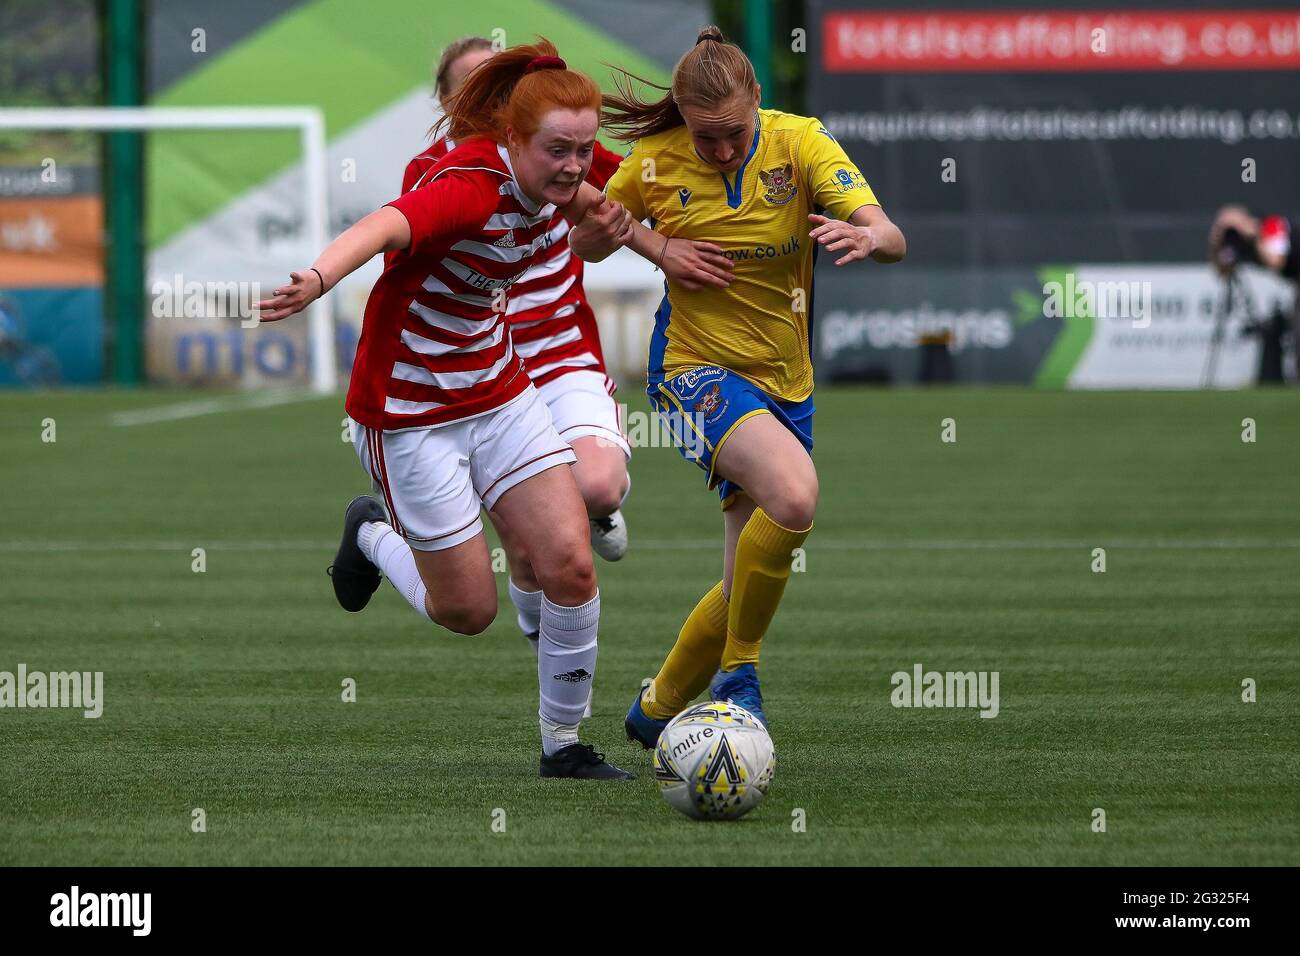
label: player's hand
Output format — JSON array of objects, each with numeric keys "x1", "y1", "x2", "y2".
[
  {"x1": 586, "y1": 199, "x2": 635, "y2": 246},
  {"x1": 569, "y1": 199, "x2": 634, "y2": 261},
  {"x1": 255, "y1": 270, "x2": 323, "y2": 322},
  {"x1": 661, "y1": 238, "x2": 733, "y2": 290},
  {"x1": 809, "y1": 213, "x2": 876, "y2": 266}
]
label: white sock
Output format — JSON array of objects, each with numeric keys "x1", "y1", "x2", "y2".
[
  {"x1": 508, "y1": 579, "x2": 542, "y2": 653},
  {"x1": 538, "y1": 591, "x2": 599, "y2": 751},
  {"x1": 357, "y1": 520, "x2": 385, "y2": 562},
  {"x1": 540, "y1": 716, "x2": 578, "y2": 756},
  {"x1": 517, "y1": 580, "x2": 592, "y2": 714},
  {"x1": 620, "y1": 472, "x2": 631, "y2": 507},
  {"x1": 357, "y1": 521, "x2": 430, "y2": 621}
]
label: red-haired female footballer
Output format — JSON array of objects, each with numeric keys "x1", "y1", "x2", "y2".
[{"x1": 256, "y1": 40, "x2": 635, "y2": 781}]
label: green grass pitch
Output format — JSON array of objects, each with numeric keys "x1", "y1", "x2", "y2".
[{"x1": 1, "y1": 386, "x2": 1296, "y2": 865}]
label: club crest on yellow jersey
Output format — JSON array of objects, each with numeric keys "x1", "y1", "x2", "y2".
[{"x1": 758, "y1": 163, "x2": 797, "y2": 206}]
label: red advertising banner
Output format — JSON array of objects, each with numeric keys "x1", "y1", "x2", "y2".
[{"x1": 824, "y1": 10, "x2": 1300, "y2": 72}]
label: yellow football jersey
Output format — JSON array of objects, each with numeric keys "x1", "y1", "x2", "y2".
[{"x1": 606, "y1": 109, "x2": 879, "y2": 402}]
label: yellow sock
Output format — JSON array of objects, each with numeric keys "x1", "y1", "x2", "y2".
[
  {"x1": 722, "y1": 508, "x2": 811, "y2": 671},
  {"x1": 643, "y1": 581, "x2": 729, "y2": 721}
]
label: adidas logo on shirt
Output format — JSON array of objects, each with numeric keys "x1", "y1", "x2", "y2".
[
  {"x1": 493, "y1": 230, "x2": 517, "y2": 248},
  {"x1": 553, "y1": 668, "x2": 592, "y2": 683}
]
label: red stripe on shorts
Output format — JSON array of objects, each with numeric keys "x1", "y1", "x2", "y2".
[
  {"x1": 370, "y1": 430, "x2": 404, "y2": 537},
  {"x1": 480, "y1": 447, "x2": 574, "y2": 503}
]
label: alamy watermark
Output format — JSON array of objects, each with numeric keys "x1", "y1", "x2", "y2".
[
  {"x1": 1043, "y1": 273, "x2": 1152, "y2": 328},
  {"x1": 590, "y1": 404, "x2": 707, "y2": 455},
  {"x1": 50, "y1": 886, "x2": 150, "y2": 936},
  {"x1": 0, "y1": 664, "x2": 103, "y2": 718},
  {"x1": 151, "y1": 274, "x2": 262, "y2": 328},
  {"x1": 891, "y1": 663, "x2": 999, "y2": 718}
]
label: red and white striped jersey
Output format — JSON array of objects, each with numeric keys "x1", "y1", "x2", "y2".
[
  {"x1": 401, "y1": 137, "x2": 625, "y2": 391},
  {"x1": 346, "y1": 137, "x2": 558, "y2": 432}
]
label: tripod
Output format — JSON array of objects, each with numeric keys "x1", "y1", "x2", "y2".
[{"x1": 1203, "y1": 269, "x2": 1255, "y2": 389}]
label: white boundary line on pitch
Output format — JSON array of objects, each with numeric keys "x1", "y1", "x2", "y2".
[
  {"x1": 108, "y1": 389, "x2": 323, "y2": 427},
  {"x1": 2, "y1": 539, "x2": 1299, "y2": 553}
]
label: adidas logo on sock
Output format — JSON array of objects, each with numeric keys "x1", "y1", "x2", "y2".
[
  {"x1": 493, "y1": 230, "x2": 517, "y2": 248},
  {"x1": 553, "y1": 668, "x2": 592, "y2": 683}
]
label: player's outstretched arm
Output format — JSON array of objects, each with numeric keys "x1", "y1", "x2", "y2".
[
  {"x1": 255, "y1": 206, "x2": 412, "y2": 321},
  {"x1": 809, "y1": 204, "x2": 906, "y2": 266}
]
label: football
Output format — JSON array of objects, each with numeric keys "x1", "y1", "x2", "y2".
[{"x1": 652, "y1": 701, "x2": 775, "y2": 820}]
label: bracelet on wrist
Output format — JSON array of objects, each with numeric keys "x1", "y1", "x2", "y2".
[{"x1": 654, "y1": 236, "x2": 670, "y2": 271}]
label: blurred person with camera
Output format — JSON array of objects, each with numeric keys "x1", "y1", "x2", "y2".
[{"x1": 1207, "y1": 206, "x2": 1298, "y2": 384}]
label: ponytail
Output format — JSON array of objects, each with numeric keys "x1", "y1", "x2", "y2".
[{"x1": 602, "y1": 25, "x2": 758, "y2": 142}]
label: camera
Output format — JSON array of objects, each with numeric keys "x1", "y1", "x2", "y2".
[{"x1": 1215, "y1": 226, "x2": 1259, "y2": 272}]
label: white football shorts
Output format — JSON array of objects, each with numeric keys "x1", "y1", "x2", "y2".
[
  {"x1": 535, "y1": 369, "x2": 631, "y2": 459},
  {"x1": 351, "y1": 386, "x2": 576, "y2": 552}
]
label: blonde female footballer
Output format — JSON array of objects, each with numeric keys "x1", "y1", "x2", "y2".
[{"x1": 566, "y1": 26, "x2": 905, "y2": 745}]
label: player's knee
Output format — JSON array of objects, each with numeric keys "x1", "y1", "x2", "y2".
[
  {"x1": 767, "y1": 478, "x2": 818, "y2": 529},
  {"x1": 436, "y1": 599, "x2": 497, "y2": 636},
  {"x1": 581, "y1": 473, "x2": 625, "y2": 518},
  {"x1": 574, "y1": 456, "x2": 626, "y2": 519},
  {"x1": 537, "y1": 548, "x2": 597, "y2": 606}
]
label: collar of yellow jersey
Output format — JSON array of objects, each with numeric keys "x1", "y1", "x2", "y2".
[{"x1": 692, "y1": 111, "x2": 762, "y2": 211}]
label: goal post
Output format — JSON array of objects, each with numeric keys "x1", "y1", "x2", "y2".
[{"x1": 0, "y1": 106, "x2": 337, "y2": 393}]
